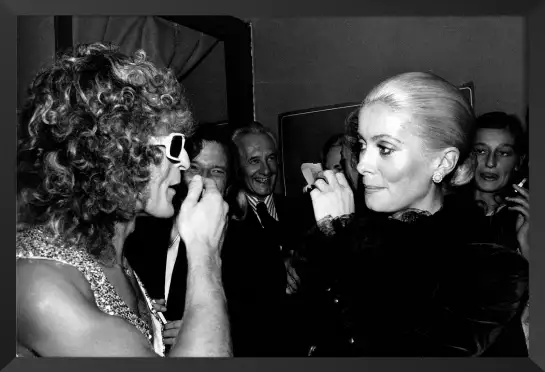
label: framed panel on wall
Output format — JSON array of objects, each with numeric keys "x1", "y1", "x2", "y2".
[
  {"x1": 278, "y1": 102, "x2": 360, "y2": 197},
  {"x1": 459, "y1": 81, "x2": 475, "y2": 111}
]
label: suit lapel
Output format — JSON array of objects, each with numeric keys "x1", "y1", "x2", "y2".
[
  {"x1": 164, "y1": 240, "x2": 188, "y2": 321},
  {"x1": 247, "y1": 203, "x2": 265, "y2": 230},
  {"x1": 273, "y1": 194, "x2": 285, "y2": 224}
]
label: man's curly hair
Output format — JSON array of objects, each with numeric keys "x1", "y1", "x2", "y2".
[{"x1": 17, "y1": 42, "x2": 195, "y2": 263}]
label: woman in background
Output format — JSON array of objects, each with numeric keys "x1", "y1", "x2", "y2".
[
  {"x1": 295, "y1": 72, "x2": 528, "y2": 356},
  {"x1": 321, "y1": 133, "x2": 345, "y2": 173},
  {"x1": 463, "y1": 111, "x2": 530, "y2": 354},
  {"x1": 470, "y1": 112, "x2": 529, "y2": 258},
  {"x1": 320, "y1": 125, "x2": 366, "y2": 214}
]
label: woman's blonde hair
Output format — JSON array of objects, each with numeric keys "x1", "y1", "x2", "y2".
[{"x1": 347, "y1": 72, "x2": 476, "y2": 189}]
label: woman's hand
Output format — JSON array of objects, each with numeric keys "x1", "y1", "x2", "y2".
[
  {"x1": 506, "y1": 184, "x2": 530, "y2": 259},
  {"x1": 162, "y1": 320, "x2": 182, "y2": 346},
  {"x1": 310, "y1": 170, "x2": 355, "y2": 223},
  {"x1": 151, "y1": 299, "x2": 167, "y2": 313},
  {"x1": 176, "y1": 175, "x2": 229, "y2": 261}
]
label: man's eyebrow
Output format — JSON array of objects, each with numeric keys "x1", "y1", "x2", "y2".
[{"x1": 211, "y1": 164, "x2": 228, "y2": 170}]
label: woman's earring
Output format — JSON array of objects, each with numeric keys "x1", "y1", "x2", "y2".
[{"x1": 432, "y1": 172, "x2": 443, "y2": 184}]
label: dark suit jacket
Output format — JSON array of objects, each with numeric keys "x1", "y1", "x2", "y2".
[
  {"x1": 124, "y1": 193, "x2": 314, "y2": 356},
  {"x1": 220, "y1": 193, "x2": 315, "y2": 356},
  {"x1": 124, "y1": 216, "x2": 188, "y2": 322}
]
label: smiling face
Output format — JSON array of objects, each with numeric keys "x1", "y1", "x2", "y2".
[
  {"x1": 356, "y1": 102, "x2": 440, "y2": 213},
  {"x1": 473, "y1": 128, "x2": 520, "y2": 194},
  {"x1": 183, "y1": 141, "x2": 230, "y2": 196},
  {"x1": 237, "y1": 133, "x2": 278, "y2": 199}
]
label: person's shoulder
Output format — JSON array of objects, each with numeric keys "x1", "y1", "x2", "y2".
[
  {"x1": 467, "y1": 242, "x2": 527, "y2": 270},
  {"x1": 449, "y1": 241, "x2": 528, "y2": 295},
  {"x1": 16, "y1": 258, "x2": 157, "y2": 357},
  {"x1": 17, "y1": 257, "x2": 98, "y2": 351},
  {"x1": 17, "y1": 258, "x2": 95, "y2": 304}
]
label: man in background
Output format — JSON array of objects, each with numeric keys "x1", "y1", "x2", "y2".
[
  {"x1": 223, "y1": 121, "x2": 313, "y2": 356},
  {"x1": 124, "y1": 124, "x2": 238, "y2": 347}
]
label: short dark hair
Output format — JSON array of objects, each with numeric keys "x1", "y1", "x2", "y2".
[
  {"x1": 475, "y1": 111, "x2": 527, "y2": 155},
  {"x1": 185, "y1": 124, "x2": 238, "y2": 176},
  {"x1": 171, "y1": 124, "x2": 239, "y2": 212}
]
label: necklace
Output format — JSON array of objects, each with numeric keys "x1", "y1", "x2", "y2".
[{"x1": 111, "y1": 257, "x2": 133, "y2": 278}]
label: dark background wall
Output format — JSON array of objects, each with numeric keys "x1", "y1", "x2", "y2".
[
  {"x1": 181, "y1": 41, "x2": 228, "y2": 125},
  {"x1": 249, "y1": 17, "x2": 526, "y2": 193},
  {"x1": 250, "y1": 17, "x2": 525, "y2": 132},
  {"x1": 17, "y1": 16, "x2": 55, "y2": 109},
  {"x1": 18, "y1": 16, "x2": 526, "y2": 195},
  {"x1": 17, "y1": 16, "x2": 228, "y2": 125}
]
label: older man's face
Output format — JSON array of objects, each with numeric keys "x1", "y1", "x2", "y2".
[{"x1": 237, "y1": 133, "x2": 278, "y2": 198}]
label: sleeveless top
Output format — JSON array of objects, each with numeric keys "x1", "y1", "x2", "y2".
[{"x1": 16, "y1": 226, "x2": 165, "y2": 357}]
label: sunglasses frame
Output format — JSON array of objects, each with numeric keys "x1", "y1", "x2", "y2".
[{"x1": 150, "y1": 133, "x2": 186, "y2": 163}]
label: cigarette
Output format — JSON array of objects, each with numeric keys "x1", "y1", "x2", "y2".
[
  {"x1": 149, "y1": 299, "x2": 168, "y2": 325},
  {"x1": 157, "y1": 312, "x2": 167, "y2": 325},
  {"x1": 137, "y1": 273, "x2": 168, "y2": 326},
  {"x1": 514, "y1": 178, "x2": 527, "y2": 193}
]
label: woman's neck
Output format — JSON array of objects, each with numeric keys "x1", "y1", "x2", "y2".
[
  {"x1": 390, "y1": 188, "x2": 443, "y2": 221},
  {"x1": 112, "y1": 220, "x2": 136, "y2": 267},
  {"x1": 474, "y1": 189, "x2": 502, "y2": 215}
]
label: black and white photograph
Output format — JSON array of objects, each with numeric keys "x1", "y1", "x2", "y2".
[{"x1": 16, "y1": 15, "x2": 531, "y2": 359}]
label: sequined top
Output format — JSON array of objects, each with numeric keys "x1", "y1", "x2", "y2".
[{"x1": 16, "y1": 226, "x2": 156, "y2": 356}]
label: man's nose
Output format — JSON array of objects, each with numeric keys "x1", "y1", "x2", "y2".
[{"x1": 260, "y1": 161, "x2": 271, "y2": 175}]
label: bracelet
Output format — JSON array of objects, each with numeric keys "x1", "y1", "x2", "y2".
[{"x1": 317, "y1": 214, "x2": 354, "y2": 236}]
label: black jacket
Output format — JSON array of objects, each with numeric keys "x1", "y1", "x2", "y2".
[
  {"x1": 221, "y1": 193, "x2": 314, "y2": 356},
  {"x1": 294, "y1": 197, "x2": 529, "y2": 357},
  {"x1": 124, "y1": 193, "x2": 314, "y2": 356}
]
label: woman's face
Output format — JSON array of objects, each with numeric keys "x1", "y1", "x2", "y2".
[
  {"x1": 356, "y1": 102, "x2": 439, "y2": 213},
  {"x1": 141, "y1": 135, "x2": 189, "y2": 218},
  {"x1": 473, "y1": 128, "x2": 520, "y2": 194},
  {"x1": 324, "y1": 145, "x2": 343, "y2": 173}
]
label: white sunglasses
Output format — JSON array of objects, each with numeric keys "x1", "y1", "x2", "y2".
[{"x1": 150, "y1": 133, "x2": 186, "y2": 163}]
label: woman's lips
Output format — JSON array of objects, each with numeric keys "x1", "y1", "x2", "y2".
[
  {"x1": 364, "y1": 185, "x2": 385, "y2": 193},
  {"x1": 479, "y1": 172, "x2": 499, "y2": 181}
]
